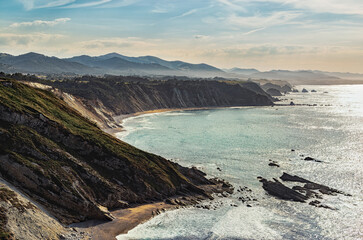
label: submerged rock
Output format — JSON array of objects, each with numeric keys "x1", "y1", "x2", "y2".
[{"x1": 302, "y1": 88, "x2": 309, "y2": 93}]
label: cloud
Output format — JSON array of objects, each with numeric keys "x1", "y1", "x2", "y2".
[
  {"x1": 62, "y1": 0, "x2": 112, "y2": 8},
  {"x1": 243, "y1": 27, "x2": 266, "y2": 35},
  {"x1": 18, "y1": 0, "x2": 75, "y2": 10},
  {"x1": 220, "y1": 0, "x2": 363, "y2": 15},
  {"x1": 80, "y1": 37, "x2": 157, "y2": 50},
  {"x1": 17, "y1": 0, "x2": 138, "y2": 9},
  {"x1": 217, "y1": 0, "x2": 246, "y2": 12},
  {"x1": 194, "y1": 35, "x2": 210, "y2": 39},
  {"x1": 228, "y1": 11, "x2": 302, "y2": 28},
  {"x1": 0, "y1": 33, "x2": 66, "y2": 46},
  {"x1": 10, "y1": 18, "x2": 71, "y2": 28},
  {"x1": 171, "y1": 9, "x2": 199, "y2": 19},
  {"x1": 151, "y1": 6, "x2": 170, "y2": 13}
]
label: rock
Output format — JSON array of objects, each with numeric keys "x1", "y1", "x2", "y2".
[
  {"x1": 309, "y1": 200, "x2": 321, "y2": 206},
  {"x1": 165, "y1": 199, "x2": 177, "y2": 205},
  {"x1": 266, "y1": 88, "x2": 282, "y2": 96},
  {"x1": 246, "y1": 204, "x2": 252, "y2": 207},
  {"x1": 302, "y1": 88, "x2": 308, "y2": 93},
  {"x1": 290, "y1": 101, "x2": 295, "y2": 106},
  {"x1": 292, "y1": 89, "x2": 299, "y2": 92},
  {"x1": 309, "y1": 200, "x2": 334, "y2": 210},
  {"x1": 280, "y1": 172, "x2": 349, "y2": 196},
  {"x1": 217, "y1": 167, "x2": 222, "y2": 171},
  {"x1": 304, "y1": 157, "x2": 322, "y2": 163},
  {"x1": 259, "y1": 178, "x2": 308, "y2": 202},
  {"x1": 280, "y1": 173, "x2": 310, "y2": 183},
  {"x1": 291, "y1": 149, "x2": 295, "y2": 152},
  {"x1": 311, "y1": 90, "x2": 317, "y2": 92},
  {"x1": 268, "y1": 162, "x2": 280, "y2": 167}
]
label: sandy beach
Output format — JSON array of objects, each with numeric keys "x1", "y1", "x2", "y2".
[{"x1": 72, "y1": 202, "x2": 176, "y2": 240}]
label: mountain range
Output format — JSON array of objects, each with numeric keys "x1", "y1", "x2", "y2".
[{"x1": 1, "y1": 52, "x2": 363, "y2": 84}]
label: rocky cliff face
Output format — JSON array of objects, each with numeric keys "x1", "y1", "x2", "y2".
[
  {"x1": 0, "y1": 79, "x2": 211, "y2": 227},
  {"x1": 17, "y1": 76, "x2": 273, "y2": 131},
  {"x1": 44, "y1": 78, "x2": 273, "y2": 116},
  {"x1": 0, "y1": 180, "x2": 83, "y2": 240}
]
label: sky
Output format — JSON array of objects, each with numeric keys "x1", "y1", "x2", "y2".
[{"x1": 1, "y1": 0, "x2": 363, "y2": 73}]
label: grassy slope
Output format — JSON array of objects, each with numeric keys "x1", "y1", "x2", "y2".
[
  {"x1": 0, "y1": 79, "x2": 203, "y2": 223},
  {"x1": 0, "y1": 79, "x2": 188, "y2": 187}
]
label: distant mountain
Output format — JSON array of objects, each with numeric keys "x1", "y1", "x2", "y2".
[
  {"x1": 248, "y1": 70, "x2": 344, "y2": 85},
  {"x1": 0, "y1": 52, "x2": 95, "y2": 74},
  {"x1": 313, "y1": 70, "x2": 363, "y2": 81},
  {"x1": 1, "y1": 52, "x2": 363, "y2": 84},
  {"x1": 66, "y1": 53, "x2": 222, "y2": 75}
]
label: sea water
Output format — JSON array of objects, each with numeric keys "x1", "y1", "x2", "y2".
[{"x1": 116, "y1": 85, "x2": 363, "y2": 240}]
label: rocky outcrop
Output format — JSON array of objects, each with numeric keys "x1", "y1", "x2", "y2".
[
  {"x1": 0, "y1": 180, "x2": 85, "y2": 240},
  {"x1": 0, "y1": 79, "x2": 216, "y2": 226},
  {"x1": 259, "y1": 173, "x2": 350, "y2": 208},
  {"x1": 258, "y1": 178, "x2": 308, "y2": 202},
  {"x1": 266, "y1": 88, "x2": 282, "y2": 96},
  {"x1": 261, "y1": 82, "x2": 292, "y2": 94}
]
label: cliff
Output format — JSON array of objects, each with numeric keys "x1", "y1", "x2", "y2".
[
  {"x1": 45, "y1": 77, "x2": 273, "y2": 115},
  {"x1": 14, "y1": 76, "x2": 273, "y2": 129},
  {"x1": 0, "y1": 79, "x2": 213, "y2": 232}
]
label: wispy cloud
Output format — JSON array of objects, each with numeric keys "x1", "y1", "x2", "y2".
[
  {"x1": 0, "y1": 32, "x2": 66, "y2": 46},
  {"x1": 18, "y1": 0, "x2": 75, "y2": 10},
  {"x1": 225, "y1": 0, "x2": 363, "y2": 15},
  {"x1": 227, "y1": 11, "x2": 302, "y2": 28},
  {"x1": 217, "y1": 0, "x2": 246, "y2": 12},
  {"x1": 97, "y1": 0, "x2": 139, "y2": 8},
  {"x1": 10, "y1": 18, "x2": 71, "y2": 28},
  {"x1": 63, "y1": 0, "x2": 112, "y2": 8},
  {"x1": 17, "y1": 0, "x2": 137, "y2": 10},
  {"x1": 171, "y1": 9, "x2": 199, "y2": 19},
  {"x1": 243, "y1": 27, "x2": 266, "y2": 35}
]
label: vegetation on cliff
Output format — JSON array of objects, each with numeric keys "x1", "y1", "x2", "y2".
[{"x1": 0, "y1": 78, "x2": 210, "y2": 225}]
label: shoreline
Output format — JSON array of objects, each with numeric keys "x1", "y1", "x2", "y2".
[
  {"x1": 71, "y1": 201, "x2": 176, "y2": 240},
  {"x1": 72, "y1": 182, "x2": 232, "y2": 240},
  {"x1": 103, "y1": 106, "x2": 272, "y2": 136}
]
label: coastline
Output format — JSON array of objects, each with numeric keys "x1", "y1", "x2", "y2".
[
  {"x1": 72, "y1": 202, "x2": 176, "y2": 240},
  {"x1": 72, "y1": 182, "x2": 232, "y2": 240},
  {"x1": 103, "y1": 106, "x2": 270, "y2": 136}
]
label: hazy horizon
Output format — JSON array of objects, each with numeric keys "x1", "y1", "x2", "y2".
[{"x1": 1, "y1": 0, "x2": 363, "y2": 73}]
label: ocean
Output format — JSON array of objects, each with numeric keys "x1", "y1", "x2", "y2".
[{"x1": 116, "y1": 85, "x2": 363, "y2": 240}]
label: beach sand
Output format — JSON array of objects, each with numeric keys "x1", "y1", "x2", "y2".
[{"x1": 73, "y1": 202, "x2": 176, "y2": 240}]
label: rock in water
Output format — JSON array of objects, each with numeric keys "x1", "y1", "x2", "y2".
[
  {"x1": 302, "y1": 88, "x2": 308, "y2": 93},
  {"x1": 304, "y1": 157, "x2": 322, "y2": 162},
  {"x1": 259, "y1": 178, "x2": 308, "y2": 202}
]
